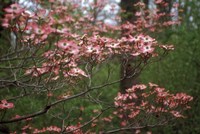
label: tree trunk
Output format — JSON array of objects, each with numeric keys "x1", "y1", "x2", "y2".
[
  {"x1": 120, "y1": 0, "x2": 149, "y2": 93},
  {"x1": 0, "y1": 2, "x2": 12, "y2": 133},
  {"x1": 0, "y1": 0, "x2": 12, "y2": 36}
]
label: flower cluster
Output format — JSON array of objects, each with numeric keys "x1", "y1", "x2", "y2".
[
  {"x1": 2, "y1": 3, "x2": 24, "y2": 28},
  {"x1": 65, "y1": 124, "x2": 83, "y2": 134},
  {"x1": 114, "y1": 83, "x2": 193, "y2": 120},
  {"x1": 1, "y1": 3, "x2": 175, "y2": 81},
  {"x1": 121, "y1": 0, "x2": 180, "y2": 35},
  {"x1": 23, "y1": 126, "x2": 60, "y2": 133},
  {"x1": 129, "y1": 34, "x2": 157, "y2": 56}
]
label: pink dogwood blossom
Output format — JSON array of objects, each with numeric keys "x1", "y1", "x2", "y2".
[{"x1": 0, "y1": 100, "x2": 14, "y2": 109}]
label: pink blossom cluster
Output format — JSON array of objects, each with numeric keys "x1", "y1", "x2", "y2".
[
  {"x1": 65, "y1": 124, "x2": 83, "y2": 134},
  {"x1": 2, "y1": 3, "x2": 24, "y2": 27},
  {"x1": 129, "y1": 34, "x2": 157, "y2": 56},
  {"x1": 1, "y1": 2, "x2": 176, "y2": 81},
  {"x1": 10, "y1": 125, "x2": 61, "y2": 134},
  {"x1": 11, "y1": 124, "x2": 83, "y2": 134},
  {"x1": 121, "y1": 1, "x2": 180, "y2": 34},
  {"x1": 114, "y1": 83, "x2": 193, "y2": 119},
  {"x1": 33, "y1": 126, "x2": 61, "y2": 133}
]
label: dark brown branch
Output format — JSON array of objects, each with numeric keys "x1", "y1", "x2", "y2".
[
  {"x1": 0, "y1": 105, "x2": 51, "y2": 124},
  {"x1": 0, "y1": 89, "x2": 91, "y2": 124}
]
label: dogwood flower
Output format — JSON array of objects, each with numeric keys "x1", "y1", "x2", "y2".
[{"x1": 0, "y1": 100, "x2": 14, "y2": 109}]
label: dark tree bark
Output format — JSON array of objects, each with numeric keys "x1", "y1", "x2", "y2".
[
  {"x1": 0, "y1": 0, "x2": 12, "y2": 36},
  {"x1": 159, "y1": 0, "x2": 173, "y2": 14},
  {"x1": 0, "y1": 2, "x2": 12, "y2": 133},
  {"x1": 120, "y1": 0, "x2": 149, "y2": 93},
  {"x1": 157, "y1": 0, "x2": 173, "y2": 23},
  {"x1": 120, "y1": 0, "x2": 149, "y2": 23}
]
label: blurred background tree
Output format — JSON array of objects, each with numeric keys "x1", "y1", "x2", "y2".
[
  {"x1": 0, "y1": 0, "x2": 13, "y2": 55},
  {"x1": 140, "y1": 0, "x2": 200, "y2": 133}
]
